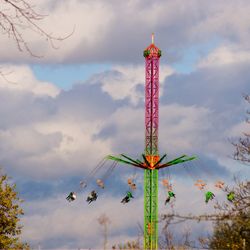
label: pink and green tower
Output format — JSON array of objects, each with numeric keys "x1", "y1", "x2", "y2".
[{"x1": 107, "y1": 34, "x2": 196, "y2": 249}]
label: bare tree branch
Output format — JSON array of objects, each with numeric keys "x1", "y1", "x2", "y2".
[
  {"x1": 231, "y1": 94, "x2": 250, "y2": 165},
  {"x1": 0, "y1": 0, "x2": 73, "y2": 57},
  {"x1": 160, "y1": 179, "x2": 250, "y2": 249}
]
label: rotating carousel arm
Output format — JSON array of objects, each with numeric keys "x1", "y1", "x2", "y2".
[
  {"x1": 156, "y1": 155, "x2": 197, "y2": 169},
  {"x1": 106, "y1": 155, "x2": 145, "y2": 169},
  {"x1": 121, "y1": 154, "x2": 144, "y2": 166}
]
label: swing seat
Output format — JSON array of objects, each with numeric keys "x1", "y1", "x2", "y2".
[
  {"x1": 80, "y1": 181, "x2": 87, "y2": 189},
  {"x1": 205, "y1": 191, "x2": 215, "y2": 203},
  {"x1": 127, "y1": 178, "x2": 133, "y2": 185},
  {"x1": 227, "y1": 192, "x2": 235, "y2": 202},
  {"x1": 66, "y1": 192, "x2": 76, "y2": 202},
  {"x1": 215, "y1": 181, "x2": 224, "y2": 189},
  {"x1": 96, "y1": 179, "x2": 104, "y2": 188}
]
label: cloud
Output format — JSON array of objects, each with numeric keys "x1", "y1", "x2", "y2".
[
  {"x1": 198, "y1": 45, "x2": 250, "y2": 68},
  {"x1": 189, "y1": 1, "x2": 250, "y2": 46},
  {"x1": 226, "y1": 122, "x2": 249, "y2": 140},
  {"x1": 0, "y1": 64, "x2": 118, "y2": 179},
  {"x1": 0, "y1": 0, "x2": 114, "y2": 63},
  {"x1": 0, "y1": 64, "x2": 60, "y2": 97},
  {"x1": 0, "y1": 36, "x2": 249, "y2": 248},
  {"x1": 0, "y1": 63, "x2": 171, "y2": 179},
  {"x1": 94, "y1": 103, "x2": 214, "y2": 157},
  {"x1": 159, "y1": 104, "x2": 212, "y2": 155},
  {"x1": 1, "y1": 0, "x2": 250, "y2": 63},
  {"x1": 162, "y1": 62, "x2": 250, "y2": 115},
  {"x1": 89, "y1": 64, "x2": 174, "y2": 105},
  {"x1": 1, "y1": 61, "x2": 247, "y2": 181},
  {"x1": 0, "y1": 126, "x2": 61, "y2": 159}
]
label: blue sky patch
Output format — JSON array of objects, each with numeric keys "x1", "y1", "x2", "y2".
[{"x1": 31, "y1": 63, "x2": 112, "y2": 90}]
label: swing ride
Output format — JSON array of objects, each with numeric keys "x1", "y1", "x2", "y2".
[{"x1": 66, "y1": 34, "x2": 235, "y2": 250}]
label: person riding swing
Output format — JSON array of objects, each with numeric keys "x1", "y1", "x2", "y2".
[
  {"x1": 121, "y1": 191, "x2": 134, "y2": 204},
  {"x1": 165, "y1": 190, "x2": 176, "y2": 204},
  {"x1": 66, "y1": 192, "x2": 76, "y2": 202},
  {"x1": 205, "y1": 191, "x2": 215, "y2": 203},
  {"x1": 86, "y1": 190, "x2": 98, "y2": 204}
]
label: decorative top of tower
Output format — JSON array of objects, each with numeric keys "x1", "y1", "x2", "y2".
[{"x1": 143, "y1": 33, "x2": 161, "y2": 58}]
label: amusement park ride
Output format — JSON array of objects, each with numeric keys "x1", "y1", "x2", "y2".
[{"x1": 66, "y1": 34, "x2": 234, "y2": 250}]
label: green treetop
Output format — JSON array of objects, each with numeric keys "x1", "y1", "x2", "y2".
[{"x1": 0, "y1": 172, "x2": 29, "y2": 249}]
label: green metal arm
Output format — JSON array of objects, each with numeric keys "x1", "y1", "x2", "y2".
[
  {"x1": 106, "y1": 155, "x2": 145, "y2": 169},
  {"x1": 106, "y1": 154, "x2": 196, "y2": 170},
  {"x1": 157, "y1": 156, "x2": 197, "y2": 169},
  {"x1": 121, "y1": 154, "x2": 143, "y2": 166}
]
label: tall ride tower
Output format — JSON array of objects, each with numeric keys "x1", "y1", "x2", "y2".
[
  {"x1": 143, "y1": 33, "x2": 161, "y2": 249},
  {"x1": 107, "y1": 34, "x2": 196, "y2": 250}
]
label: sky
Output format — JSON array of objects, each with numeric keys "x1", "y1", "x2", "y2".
[{"x1": 0, "y1": 0, "x2": 250, "y2": 249}]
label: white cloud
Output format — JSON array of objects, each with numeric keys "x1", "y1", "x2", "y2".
[
  {"x1": 158, "y1": 104, "x2": 213, "y2": 155},
  {"x1": 30, "y1": 119, "x2": 112, "y2": 177},
  {"x1": 1, "y1": 0, "x2": 250, "y2": 63},
  {"x1": 91, "y1": 64, "x2": 174, "y2": 105},
  {"x1": 225, "y1": 121, "x2": 249, "y2": 138},
  {"x1": 0, "y1": 126, "x2": 61, "y2": 158},
  {"x1": 0, "y1": 0, "x2": 114, "y2": 63},
  {"x1": 190, "y1": 1, "x2": 250, "y2": 46},
  {"x1": 0, "y1": 118, "x2": 113, "y2": 179},
  {"x1": 0, "y1": 62, "x2": 245, "y2": 181},
  {"x1": 94, "y1": 101, "x2": 238, "y2": 180},
  {"x1": 198, "y1": 45, "x2": 250, "y2": 68},
  {"x1": 0, "y1": 64, "x2": 60, "y2": 97}
]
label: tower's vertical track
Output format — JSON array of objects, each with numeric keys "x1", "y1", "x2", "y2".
[{"x1": 144, "y1": 35, "x2": 160, "y2": 249}]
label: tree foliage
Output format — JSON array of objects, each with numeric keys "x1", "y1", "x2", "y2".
[
  {"x1": 0, "y1": 172, "x2": 29, "y2": 249},
  {"x1": 208, "y1": 95, "x2": 250, "y2": 249},
  {"x1": 160, "y1": 180, "x2": 250, "y2": 249},
  {"x1": 209, "y1": 180, "x2": 250, "y2": 250},
  {"x1": 112, "y1": 240, "x2": 141, "y2": 250}
]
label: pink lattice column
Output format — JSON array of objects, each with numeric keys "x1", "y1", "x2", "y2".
[{"x1": 144, "y1": 41, "x2": 161, "y2": 157}]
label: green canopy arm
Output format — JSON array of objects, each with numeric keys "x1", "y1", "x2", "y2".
[{"x1": 156, "y1": 156, "x2": 197, "y2": 170}]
